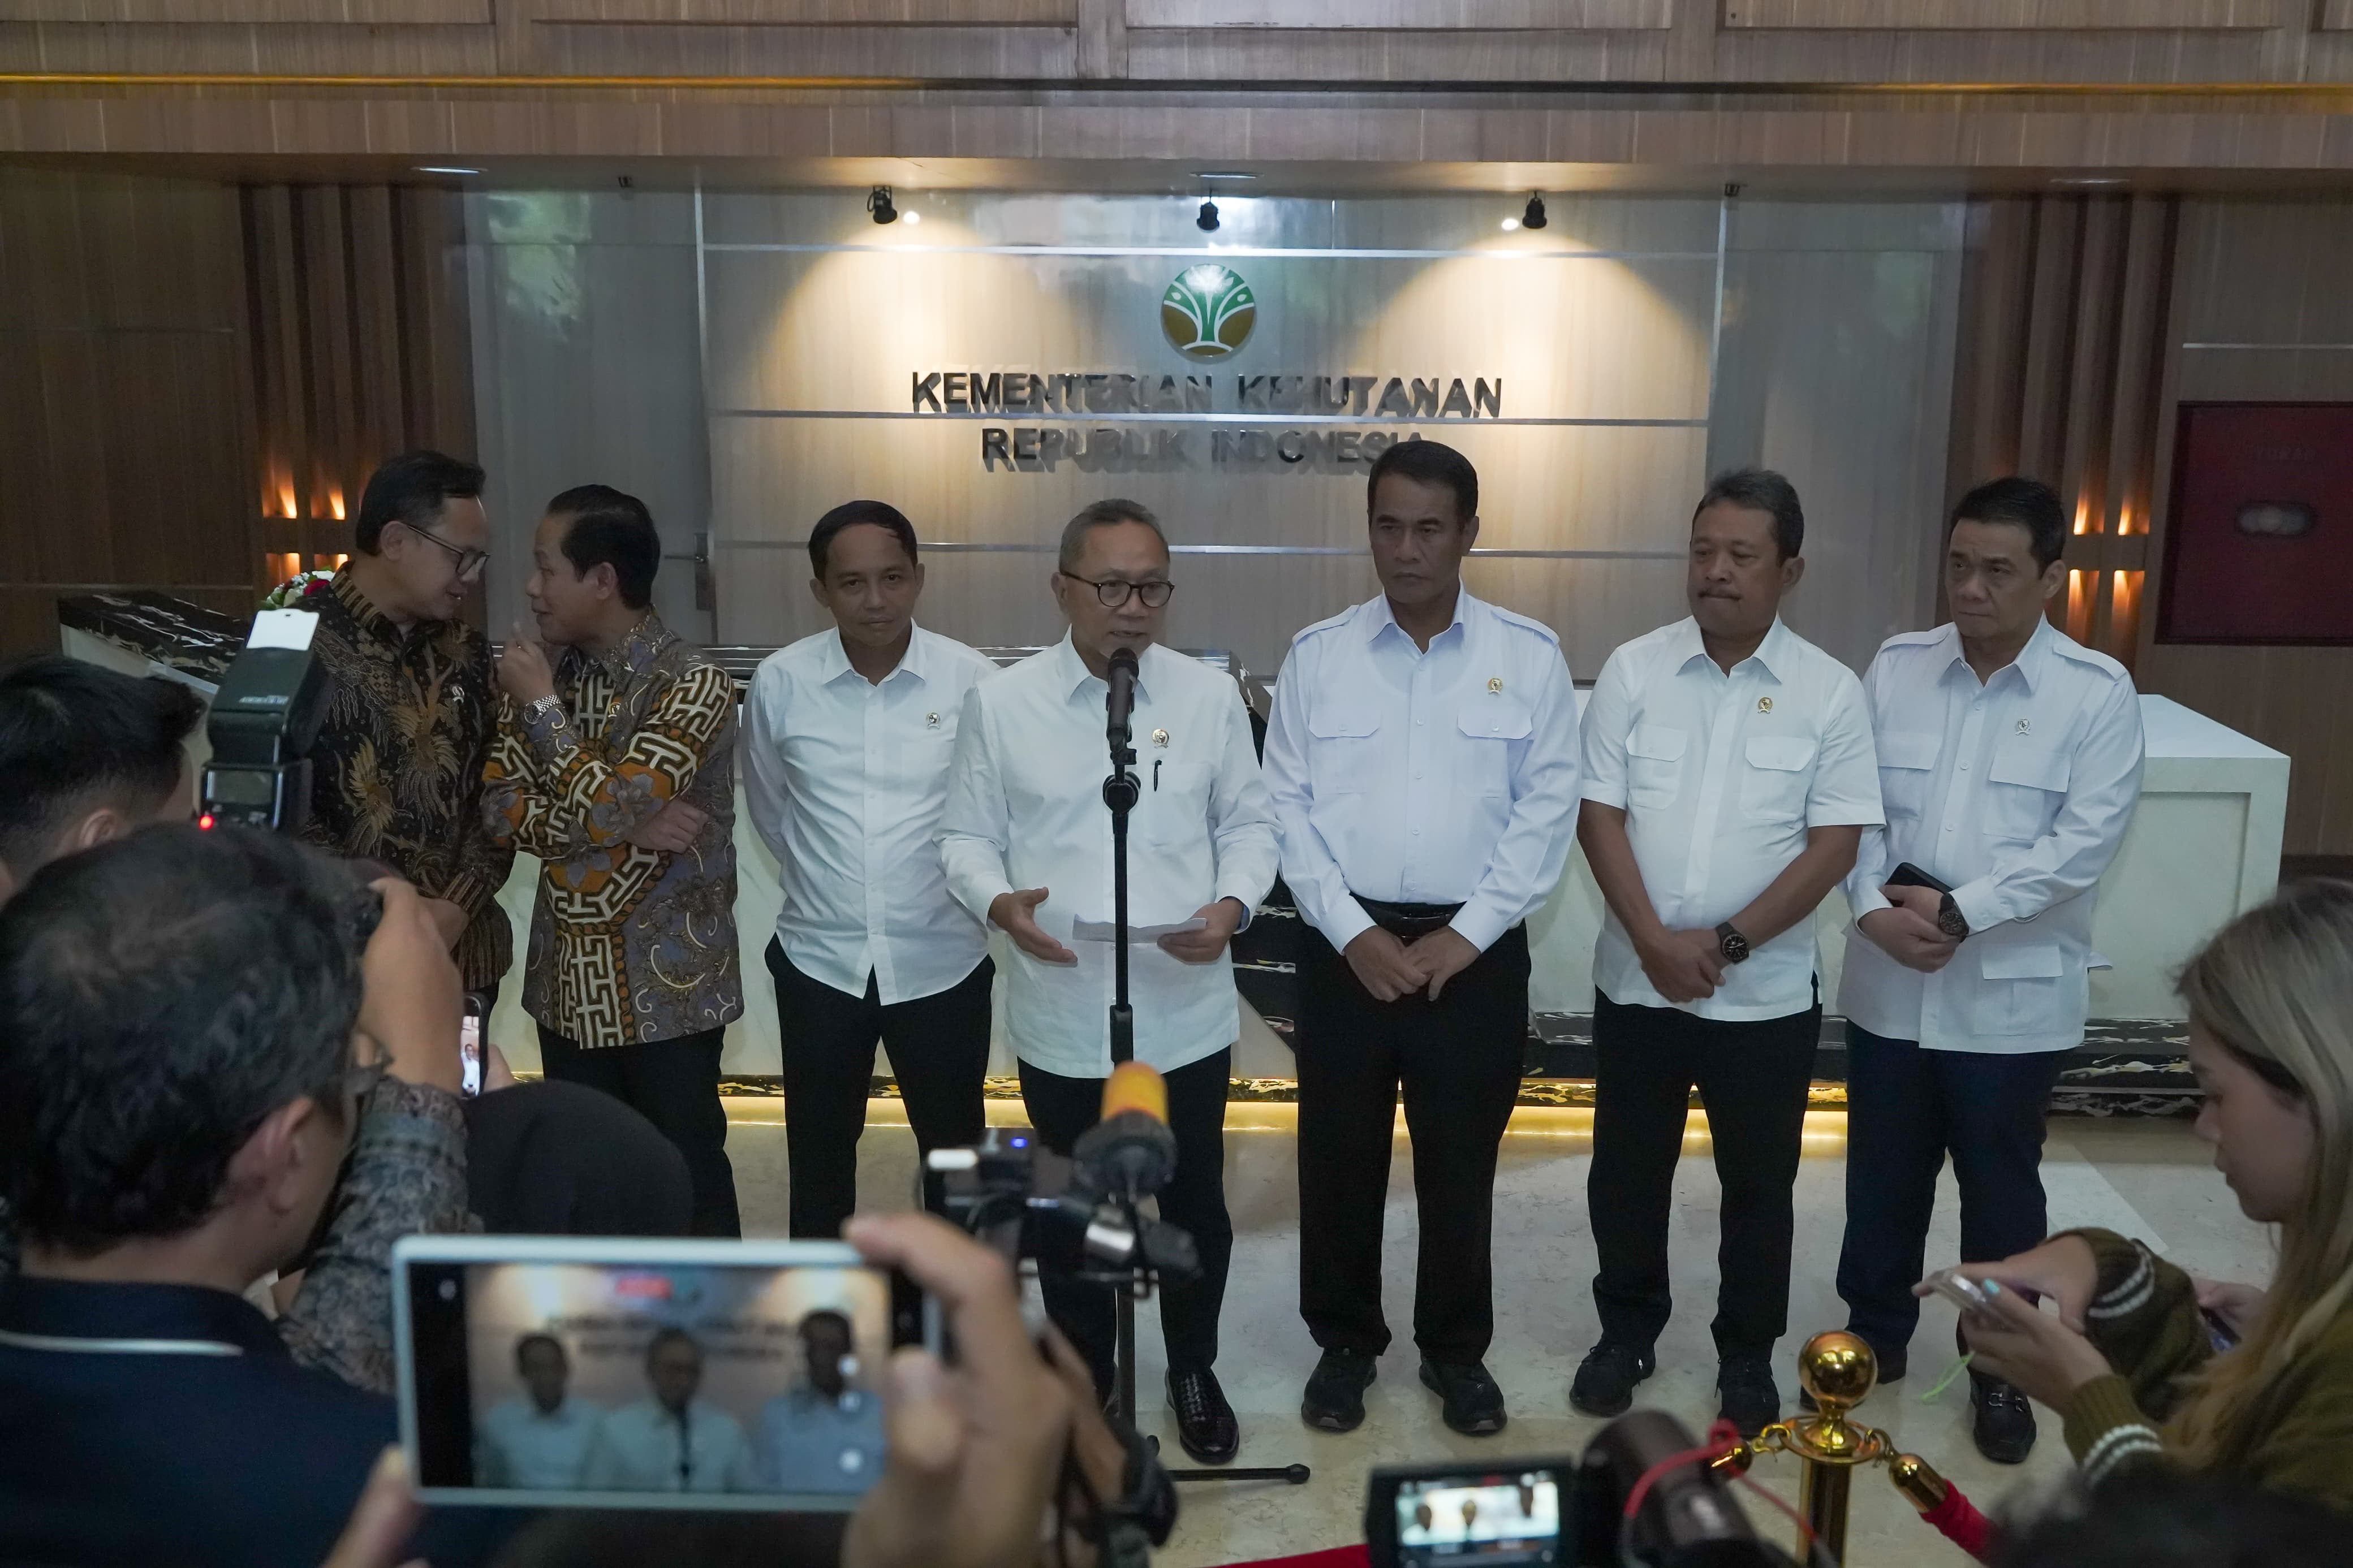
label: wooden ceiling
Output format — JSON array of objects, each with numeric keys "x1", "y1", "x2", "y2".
[{"x1": 3, "y1": 1, "x2": 2352, "y2": 173}]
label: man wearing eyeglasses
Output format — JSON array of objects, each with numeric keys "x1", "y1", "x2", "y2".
[
  {"x1": 938, "y1": 499, "x2": 1279, "y2": 1465},
  {"x1": 301, "y1": 450, "x2": 515, "y2": 1004}
]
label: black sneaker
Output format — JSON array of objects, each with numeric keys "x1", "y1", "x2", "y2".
[
  {"x1": 1167, "y1": 1368, "x2": 1240, "y2": 1465},
  {"x1": 1799, "y1": 1344, "x2": 1906, "y2": 1411},
  {"x1": 1971, "y1": 1371, "x2": 2037, "y2": 1465},
  {"x1": 1420, "y1": 1358, "x2": 1508, "y2": 1436},
  {"x1": 1717, "y1": 1354, "x2": 1781, "y2": 1439},
  {"x1": 1300, "y1": 1347, "x2": 1378, "y2": 1433},
  {"x1": 1568, "y1": 1341, "x2": 1655, "y2": 1418}
]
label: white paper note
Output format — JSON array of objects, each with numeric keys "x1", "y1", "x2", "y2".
[{"x1": 1071, "y1": 916, "x2": 1209, "y2": 944}]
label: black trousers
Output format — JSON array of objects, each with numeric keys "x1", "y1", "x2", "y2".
[
  {"x1": 538, "y1": 1023, "x2": 741, "y2": 1238},
  {"x1": 1835, "y1": 1021, "x2": 2068, "y2": 1355},
  {"x1": 1588, "y1": 990, "x2": 1820, "y2": 1360},
  {"x1": 1296, "y1": 921, "x2": 1531, "y2": 1364},
  {"x1": 768, "y1": 939, "x2": 995, "y2": 1240},
  {"x1": 1018, "y1": 1048, "x2": 1233, "y2": 1397}
]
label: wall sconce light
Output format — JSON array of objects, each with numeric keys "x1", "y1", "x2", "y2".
[
  {"x1": 1522, "y1": 193, "x2": 1548, "y2": 231},
  {"x1": 1197, "y1": 198, "x2": 1221, "y2": 233},
  {"x1": 867, "y1": 186, "x2": 898, "y2": 225}
]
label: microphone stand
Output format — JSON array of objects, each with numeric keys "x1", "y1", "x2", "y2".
[{"x1": 1101, "y1": 660, "x2": 1308, "y2": 1490}]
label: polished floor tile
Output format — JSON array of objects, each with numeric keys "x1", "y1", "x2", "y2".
[{"x1": 725, "y1": 1106, "x2": 2250, "y2": 1568}]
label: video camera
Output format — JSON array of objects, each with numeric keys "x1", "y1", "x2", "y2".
[
  {"x1": 1367, "y1": 1410, "x2": 1798, "y2": 1568},
  {"x1": 199, "y1": 609, "x2": 329, "y2": 833},
  {"x1": 925, "y1": 1062, "x2": 1199, "y2": 1293}
]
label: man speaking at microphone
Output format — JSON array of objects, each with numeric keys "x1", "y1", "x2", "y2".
[{"x1": 939, "y1": 499, "x2": 1278, "y2": 1466}]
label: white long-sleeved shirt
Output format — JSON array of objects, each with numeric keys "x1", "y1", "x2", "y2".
[
  {"x1": 937, "y1": 634, "x2": 1280, "y2": 1078},
  {"x1": 475, "y1": 1394, "x2": 601, "y2": 1490},
  {"x1": 1261, "y1": 589, "x2": 1582, "y2": 953},
  {"x1": 1580, "y1": 616, "x2": 1883, "y2": 1022},
  {"x1": 580, "y1": 1397, "x2": 757, "y2": 1493},
  {"x1": 743, "y1": 626, "x2": 997, "y2": 1004},
  {"x1": 1839, "y1": 618, "x2": 2144, "y2": 1055}
]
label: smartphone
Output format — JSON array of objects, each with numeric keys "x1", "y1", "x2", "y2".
[
  {"x1": 394, "y1": 1236, "x2": 939, "y2": 1512},
  {"x1": 1923, "y1": 1266, "x2": 1997, "y2": 1320},
  {"x1": 1886, "y1": 861, "x2": 1955, "y2": 897},
  {"x1": 1366, "y1": 1458, "x2": 1572, "y2": 1568},
  {"x1": 459, "y1": 994, "x2": 485, "y2": 1099}
]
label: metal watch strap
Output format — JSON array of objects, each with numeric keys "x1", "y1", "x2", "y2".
[
  {"x1": 523, "y1": 693, "x2": 564, "y2": 725},
  {"x1": 1937, "y1": 893, "x2": 1972, "y2": 941}
]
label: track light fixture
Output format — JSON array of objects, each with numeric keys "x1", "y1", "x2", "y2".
[
  {"x1": 1197, "y1": 198, "x2": 1221, "y2": 232},
  {"x1": 1522, "y1": 193, "x2": 1548, "y2": 231},
  {"x1": 867, "y1": 185, "x2": 898, "y2": 225}
]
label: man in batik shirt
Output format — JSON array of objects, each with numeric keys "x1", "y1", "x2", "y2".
[
  {"x1": 485, "y1": 485, "x2": 744, "y2": 1236},
  {"x1": 303, "y1": 451, "x2": 515, "y2": 999}
]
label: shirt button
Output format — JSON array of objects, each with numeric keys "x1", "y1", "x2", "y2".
[
  {"x1": 1416, "y1": 718, "x2": 1425, "y2": 727},
  {"x1": 1412, "y1": 827, "x2": 1421, "y2": 836}
]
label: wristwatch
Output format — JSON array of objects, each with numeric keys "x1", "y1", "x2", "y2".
[
  {"x1": 1937, "y1": 893, "x2": 1972, "y2": 941},
  {"x1": 1715, "y1": 922, "x2": 1752, "y2": 965},
  {"x1": 522, "y1": 693, "x2": 564, "y2": 727}
]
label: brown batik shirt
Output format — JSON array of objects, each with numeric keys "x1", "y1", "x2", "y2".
[
  {"x1": 300, "y1": 571, "x2": 515, "y2": 992},
  {"x1": 482, "y1": 611, "x2": 743, "y2": 1049}
]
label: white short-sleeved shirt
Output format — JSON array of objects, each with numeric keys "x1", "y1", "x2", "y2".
[
  {"x1": 1260, "y1": 590, "x2": 1583, "y2": 954},
  {"x1": 1839, "y1": 618, "x2": 2144, "y2": 1055},
  {"x1": 1580, "y1": 616, "x2": 1882, "y2": 1021}
]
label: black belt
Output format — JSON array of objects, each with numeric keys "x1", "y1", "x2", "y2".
[{"x1": 1356, "y1": 897, "x2": 1464, "y2": 939}]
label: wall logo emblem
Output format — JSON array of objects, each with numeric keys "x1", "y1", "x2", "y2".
[{"x1": 1161, "y1": 264, "x2": 1257, "y2": 361}]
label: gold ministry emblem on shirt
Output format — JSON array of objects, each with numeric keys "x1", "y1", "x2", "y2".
[
  {"x1": 1152, "y1": 728, "x2": 1170, "y2": 748},
  {"x1": 925, "y1": 712, "x2": 941, "y2": 728},
  {"x1": 1757, "y1": 696, "x2": 1774, "y2": 714}
]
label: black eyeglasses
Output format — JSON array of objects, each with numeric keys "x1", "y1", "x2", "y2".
[
  {"x1": 1062, "y1": 572, "x2": 1175, "y2": 609},
  {"x1": 396, "y1": 521, "x2": 490, "y2": 582}
]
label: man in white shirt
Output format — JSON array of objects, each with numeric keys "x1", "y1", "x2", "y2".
[
  {"x1": 755, "y1": 1309, "x2": 886, "y2": 1493},
  {"x1": 580, "y1": 1327, "x2": 757, "y2": 1492},
  {"x1": 744, "y1": 502, "x2": 999, "y2": 1239},
  {"x1": 1261, "y1": 439, "x2": 1582, "y2": 1439},
  {"x1": 1834, "y1": 476, "x2": 2144, "y2": 1464},
  {"x1": 1571, "y1": 469, "x2": 1882, "y2": 1438},
  {"x1": 475, "y1": 1333, "x2": 601, "y2": 1489},
  {"x1": 938, "y1": 499, "x2": 1279, "y2": 1465}
]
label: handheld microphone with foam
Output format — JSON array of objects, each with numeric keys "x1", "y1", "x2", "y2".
[
  {"x1": 1106, "y1": 645, "x2": 1139, "y2": 750},
  {"x1": 1074, "y1": 1059, "x2": 1178, "y2": 1202}
]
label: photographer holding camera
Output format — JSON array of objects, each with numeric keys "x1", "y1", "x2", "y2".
[{"x1": 0, "y1": 824, "x2": 487, "y2": 1567}]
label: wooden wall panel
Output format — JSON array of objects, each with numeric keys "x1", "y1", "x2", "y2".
[
  {"x1": 531, "y1": 0, "x2": 1071, "y2": 20},
  {"x1": 0, "y1": 169, "x2": 260, "y2": 656},
  {"x1": 0, "y1": 1, "x2": 488, "y2": 20},
  {"x1": 2136, "y1": 197, "x2": 2353, "y2": 857},
  {"x1": 2326, "y1": 0, "x2": 2353, "y2": 30},
  {"x1": 1722, "y1": 0, "x2": 2286, "y2": 25},
  {"x1": 1123, "y1": 0, "x2": 1667, "y2": 25}
]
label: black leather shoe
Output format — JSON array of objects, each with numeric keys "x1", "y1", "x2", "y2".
[
  {"x1": 1168, "y1": 1368, "x2": 1240, "y2": 1465},
  {"x1": 1420, "y1": 1358, "x2": 1508, "y2": 1436},
  {"x1": 1799, "y1": 1344, "x2": 1906, "y2": 1411},
  {"x1": 1717, "y1": 1354, "x2": 1781, "y2": 1439},
  {"x1": 1569, "y1": 1341, "x2": 1655, "y2": 1418},
  {"x1": 1971, "y1": 1371, "x2": 2037, "y2": 1465},
  {"x1": 1300, "y1": 1347, "x2": 1379, "y2": 1433}
]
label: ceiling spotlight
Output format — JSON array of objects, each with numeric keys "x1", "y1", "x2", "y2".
[
  {"x1": 901, "y1": 209, "x2": 922, "y2": 226},
  {"x1": 867, "y1": 185, "x2": 898, "y2": 225},
  {"x1": 1500, "y1": 215, "x2": 1521, "y2": 232},
  {"x1": 1197, "y1": 198, "x2": 1221, "y2": 233},
  {"x1": 1522, "y1": 193, "x2": 1548, "y2": 231},
  {"x1": 415, "y1": 166, "x2": 481, "y2": 176}
]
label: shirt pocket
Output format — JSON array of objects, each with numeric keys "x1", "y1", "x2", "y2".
[
  {"x1": 1875, "y1": 731, "x2": 1940, "y2": 822},
  {"x1": 1306, "y1": 703, "x2": 1380, "y2": 798},
  {"x1": 1140, "y1": 760, "x2": 1215, "y2": 849},
  {"x1": 1739, "y1": 733, "x2": 1818, "y2": 822},
  {"x1": 1972, "y1": 941, "x2": 2068, "y2": 1036},
  {"x1": 1986, "y1": 742, "x2": 2071, "y2": 844},
  {"x1": 1455, "y1": 695, "x2": 1535, "y2": 798},
  {"x1": 1624, "y1": 723, "x2": 1687, "y2": 811}
]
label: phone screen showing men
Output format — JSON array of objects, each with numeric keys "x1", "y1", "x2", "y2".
[
  {"x1": 405, "y1": 1252, "x2": 901, "y2": 1509},
  {"x1": 1394, "y1": 1472, "x2": 1563, "y2": 1566}
]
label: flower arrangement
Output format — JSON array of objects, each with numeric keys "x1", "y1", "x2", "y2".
[{"x1": 262, "y1": 570, "x2": 338, "y2": 611}]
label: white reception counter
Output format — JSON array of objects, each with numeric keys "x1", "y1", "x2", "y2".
[{"x1": 487, "y1": 693, "x2": 2286, "y2": 1079}]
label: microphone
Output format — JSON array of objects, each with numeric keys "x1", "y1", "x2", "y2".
[
  {"x1": 1105, "y1": 645, "x2": 1139, "y2": 750},
  {"x1": 1074, "y1": 1060, "x2": 1177, "y2": 1202}
]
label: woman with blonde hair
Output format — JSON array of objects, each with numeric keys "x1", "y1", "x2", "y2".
[{"x1": 1933, "y1": 878, "x2": 2353, "y2": 1510}]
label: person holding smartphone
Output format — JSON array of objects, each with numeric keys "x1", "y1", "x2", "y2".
[{"x1": 1835, "y1": 477, "x2": 2145, "y2": 1464}]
